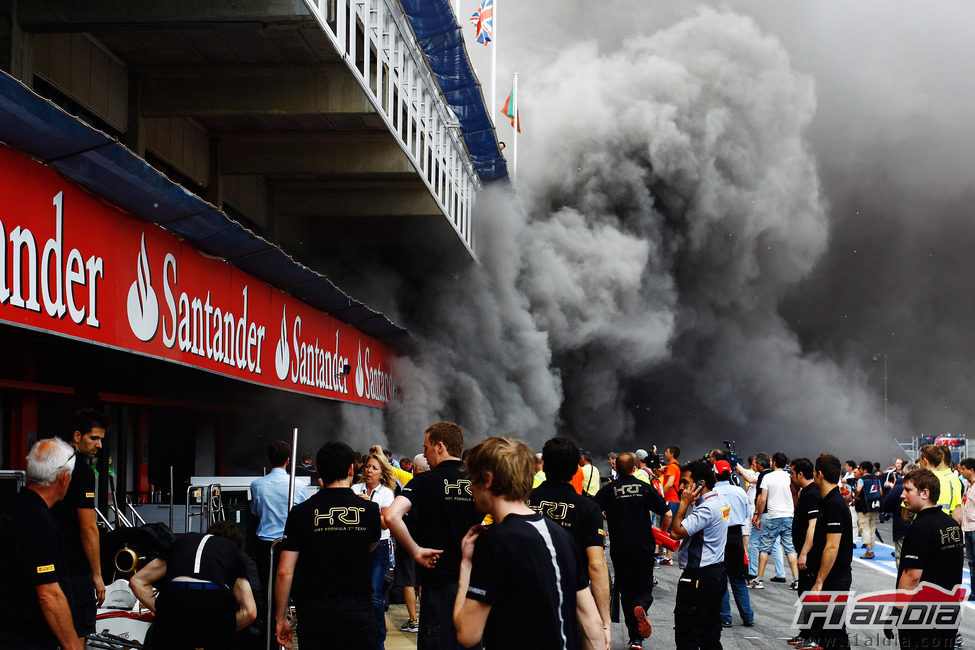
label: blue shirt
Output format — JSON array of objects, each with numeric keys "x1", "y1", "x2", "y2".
[
  {"x1": 712, "y1": 480, "x2": 749, "y2": 528},
  {"x1": 677, "y1": 491, "x2": 729, "y2": 569},
  {"x1": 250, "y1": 468, "x2": 308, "y2": 541}
]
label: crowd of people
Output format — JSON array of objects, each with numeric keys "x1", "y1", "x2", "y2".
[{"x1": 2, "y1": 416, "x2": 974, "y2": 650}]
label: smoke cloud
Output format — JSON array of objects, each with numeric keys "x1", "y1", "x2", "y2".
[{"x1": 369, "y1": 5, "x2": 910, "y2": 459}]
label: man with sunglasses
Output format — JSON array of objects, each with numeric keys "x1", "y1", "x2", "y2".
[
  {"x1": 0, "y1": 438, "x2": 83, "y2": 650},
  {"x1": 51, "y1": 408, "x2": 108, "y2": 645}
]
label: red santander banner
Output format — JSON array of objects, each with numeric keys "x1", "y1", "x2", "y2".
[{"x1": 0, "y1": 144, "x2": 393, "y2": 408}]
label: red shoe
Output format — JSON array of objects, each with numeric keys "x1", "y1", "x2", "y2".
[{"x1": 634, "y1": 606, "x2": 653, "y2": 639}]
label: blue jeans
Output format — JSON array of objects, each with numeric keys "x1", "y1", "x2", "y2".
[
  {"x1": 721, "y1": 571, "x2": 754, "y2": 624},
  {"x1": 369, "y1": 540, "x2": 390, "y2": 649},
  {"x1": 748, "y1": 515, "x2": 784, "y2": 578},
  {"x1": 759, "y1": 516, "x2": 796, "y2": 555}
]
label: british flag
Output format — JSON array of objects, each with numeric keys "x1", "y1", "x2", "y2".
[{"x1": 470, "y1": 0, "x2": 493, "y2": 46}]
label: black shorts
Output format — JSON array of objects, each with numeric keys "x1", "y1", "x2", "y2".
[
  {"x1": 63, "y1": 572, "x2": 96, "y2": 637},
  {"x1": 393, "y1": 542, "x2": 416, "y2": 587}
]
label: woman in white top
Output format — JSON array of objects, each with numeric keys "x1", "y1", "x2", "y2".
[{"x1": 353, "y1": 452, "x2": 396, "y2": 649}]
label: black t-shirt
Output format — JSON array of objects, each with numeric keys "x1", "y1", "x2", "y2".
[
  {"x1": 467, "y1": 513, "x2": 588, "y2": 650},
  {"x1": 0, "y1": 488, "x2": 69, "y2": 648},
  {"x1": 529, "y1": 480, "x2": 605, "y2": 552},
  {"x1": 281, "y1": 487, "x2": 380, "y2": 600},
  {"x1": 401, "y1": 459, "x2": 480, "y2": 587},
  {"x1": 897, "y1": 507, "x2": 964, "y2": 592},
  {"x1": 594, "y1": 474, "x2": 668, "y2": 555},
  {"x1": 792, "y1": 483, "x2": 821, "y2": 553},
  {"x1": 807, "y1": 486, "x2": 853, "y2": 583},
  {"x1": 165, "y1": 532, "x2": 247, "y2": 590},
  {"x1": 755, "y1": 468, "x2": 773, "y2": 491},
  {"x1": 50, "y1": 458, "x2": 97, "y2": 574}
]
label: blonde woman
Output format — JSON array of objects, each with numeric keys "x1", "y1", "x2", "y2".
[{"x1": 353, "y1": 452, "x2": 396, "y2": 649}]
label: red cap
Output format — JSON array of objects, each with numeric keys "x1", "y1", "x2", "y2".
[{"x1": 713, "y1": 460, "x2": 732, "y2": 475}]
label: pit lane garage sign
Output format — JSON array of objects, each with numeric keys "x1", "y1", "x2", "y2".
[{"x1": 0, "y1": 143, "x2": 392, "y2": 407}]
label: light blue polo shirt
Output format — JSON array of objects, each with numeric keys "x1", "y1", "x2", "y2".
[
  {"x1": 677, "y1": 491, "x2": 729, "y2": 569},
  {"x1": 712, "y1": 480, "x2": 749, "y2": 527}
]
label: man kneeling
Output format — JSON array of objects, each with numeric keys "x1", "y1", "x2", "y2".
[{"x1": 453, "y1": 436, "x2": 608, "y2": 650}]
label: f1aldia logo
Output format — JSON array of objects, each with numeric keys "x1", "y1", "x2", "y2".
[
  {"x1": 793, "y1": 584, "x2": 965, "y2": 631},
  {"x1": 126, "y1": 234, "x2": 158, "y2": 342}
]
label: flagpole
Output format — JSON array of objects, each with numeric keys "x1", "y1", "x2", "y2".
[
  {"x1": 512, "y1": 71, "x2": 518, "y2": 182},
  {"x1": 491, "y1": 0, "x2": 497, "y2": 126}
]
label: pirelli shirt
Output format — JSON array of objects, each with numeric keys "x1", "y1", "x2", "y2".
[
  {"x1": 50, "y1": 457, "x2": 97, "y2": 574},
  {"x1": 400, "y1": 459, "x2": 480, "y2": 588},
  {"x1": 0, "y1": 488, "x2": 70, "y2": 649},
  {"x1": 677, "y1": 491, "x2": 729, "y2": 569}
]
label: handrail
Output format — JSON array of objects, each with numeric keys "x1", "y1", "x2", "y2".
[{"x1": 302, "y1": 0, "x2": 477, "y2": 254}]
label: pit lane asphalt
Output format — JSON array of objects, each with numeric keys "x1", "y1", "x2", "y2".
[{"x1": 605, "y1": 519, "x2": 975, "y2": 649}]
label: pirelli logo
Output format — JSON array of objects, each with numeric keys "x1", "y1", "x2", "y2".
[
  {"x1": 36, "y1": 564, "x2": 55, "y2": 574},
  {"x1": 721, "y1": 507, "x2": 730, "y2": 520},
  {"x1": 85, "y1": 492, "x2": 95, "y2": 498}
]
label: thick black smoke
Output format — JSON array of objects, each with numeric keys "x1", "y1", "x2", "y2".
[{"x1": 378, "y1": 6, "x2": 904, "y2": 459}]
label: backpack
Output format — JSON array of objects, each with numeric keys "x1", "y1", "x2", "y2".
[{"x1": 857, "y1": 476, "x2": 883, "y2": 513}]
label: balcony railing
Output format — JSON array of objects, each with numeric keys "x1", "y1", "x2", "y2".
[{"x1": 303, "y1": 0, "x2": 478, "y2": 254}]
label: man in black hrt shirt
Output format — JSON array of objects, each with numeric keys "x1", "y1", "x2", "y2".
[
  {"x1": 789, "y1": 457, "x2": 820, "y2": 648},
  {"x1": 896, "y1": 469, "x2": 964, "y2": 650},
  {"x1": 130, "y1": 521, "x2": 257, "y2": 649},
  {"x1": 0, "y1": 438, "x2": 83, "y2": 650},
  {"x1": 274, "y1": 440, "x2": 380, "y2": 650},
  {"x1": 51, "y1": 407, "x2": 107, "y2": 642},
  {"x1": 386, "y1": 421, "x2": 483, "y2": 650},
  {"x1": 595, "y1": 451, "x2": 669, "y2": 649},
  {"x1": 454, "y1": 436, "x2": 605, "y2": 649},
  {"x1": 529, "y1": 437, "x2": 611, "y2": 640},
  {"x1": 802, "y1": 454, "x2": 853, "y2": 650}
]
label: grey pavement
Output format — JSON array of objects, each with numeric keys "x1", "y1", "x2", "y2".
[{"x1": 608, "y1": 518, "x2": 975, "y2": 649}]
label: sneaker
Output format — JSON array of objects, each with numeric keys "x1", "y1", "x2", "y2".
[
  {"x1": 789, "y1": 579, "x2": 799, "y2": 591},
  {"x1": 748, "y1": 578, "x2": 764, "y2": 589},
  {"x1": 400, "y1": 619, "x2": 419, "y2": 633},
  {"x1": 634, "y1": 605, "x2": 653, "y2": 639},
  {"x1": 628, "y1": 640, "x2": 643, "y2": 650},
  {"x1": 787, "y1": 635, "x2": 804, "y2": 645},
  {"x1": 652, "y1": 576, "x2": 659, "y2": 586},
  {"x1": 743, "y1": 619, "x2": 755, "y2": 627},
  {"x1": 659, "y1": 557, "x2": 673, "y2": 566},
  {"x1": 796, "y1": 639, "x2": 823, "y2": 650},
  {"x1": 771, "y1": 576, "x2": 787, "y2": 583}
]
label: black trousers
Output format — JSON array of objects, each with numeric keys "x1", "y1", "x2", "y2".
[
  {"x1": 151, "y1": 586, "x2": 238, "y2": 650},
  {"x1": 611, "y1": 551, "x2": 655, "y2": 640},
  {"x1": 295, "y1": 594, "x2": 376, "y2": 650},
  {"x1": 806, "y1": 574, "x2": 851, "y2": 649},
  {"x1": 418, "y1": 582, "x2": 482, "y2": 650},
  {"x1": 674, "y1": 563, "x2": 727, "y2": 650}
]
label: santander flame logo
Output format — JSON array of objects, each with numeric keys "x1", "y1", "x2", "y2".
[
  {"x1": 126, "y1": 233, "x2": 159, "y2": 342},
  {"x1": 274, "y1": 307, "x2": 290, "y2": 381},
  {"x1": 354, "y1": 341, "x2": 365, "y2": 397}
]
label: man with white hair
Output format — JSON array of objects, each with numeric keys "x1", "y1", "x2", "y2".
[{"x1": 0, "y1": 437, "x2": 83, "y2": 650}]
